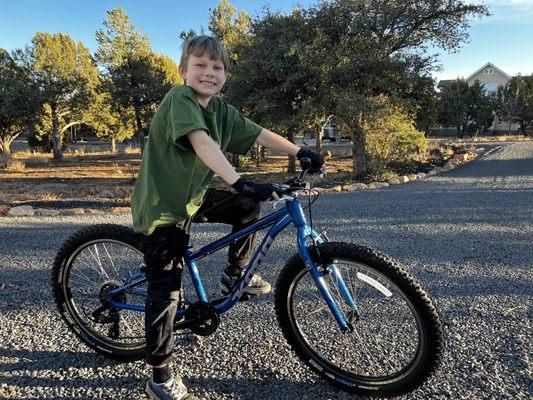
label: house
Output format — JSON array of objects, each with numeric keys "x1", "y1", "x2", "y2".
[{"x1": 437, "y1": 62, "x2": 516, "y2": 132}]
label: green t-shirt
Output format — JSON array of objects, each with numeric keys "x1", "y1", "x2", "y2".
[{"x1": 131, "y1": 85, "x2": 262, "y2": 235}]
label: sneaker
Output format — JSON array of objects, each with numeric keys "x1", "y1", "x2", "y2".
[
  {"x1": 220, "y1": 270, "x2": 272, "y2": 296},
  {"x1": 146, "y1": 376, "x2": 198, "y2": 400}
]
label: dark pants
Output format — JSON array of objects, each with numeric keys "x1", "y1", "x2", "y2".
[{"x1": 140, "y1": 189, "x2": 261, "y2": 367}]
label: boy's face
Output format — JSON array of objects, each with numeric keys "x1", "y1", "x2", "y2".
[{"x1": 180, "y1": 53, "x2": 227, "y2": 106}]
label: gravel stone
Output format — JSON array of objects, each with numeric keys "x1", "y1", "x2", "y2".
[{"x1": 0, "y1": 141, "x2": 531, "y2": 399}]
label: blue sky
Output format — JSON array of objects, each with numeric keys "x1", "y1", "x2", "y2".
[{"x1": 1, "y1": 0, "x2": 532, "y2": 82}]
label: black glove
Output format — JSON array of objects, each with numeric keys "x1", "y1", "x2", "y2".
[
  {"x1": 232, "y1": 178, "x2": 279, "y2": 203},
  {"x1": 297, "y1": 148, "x2": 324, "y2": 173}
]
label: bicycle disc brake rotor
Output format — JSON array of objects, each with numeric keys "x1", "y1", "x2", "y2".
[{"x1": 184, "y1": 302, "x2": 219, "y2": 336}]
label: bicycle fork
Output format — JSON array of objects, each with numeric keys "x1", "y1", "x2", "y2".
[{"x1": 297, "y1": 228, "x2": 360, "y2": 333}]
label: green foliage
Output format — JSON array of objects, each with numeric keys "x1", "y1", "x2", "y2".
[
  {"x1": 24, "y1": 32, "x2": 99, "y2": 159},
  {"x1": 28, "y1": 104, "x2": 71, "y2": 152},
  {"x1": 495, "y1": 75, "x2": 533, "y2": 134},
  {"x1": 208, "y1": 0, "x2": 251, "y2": 65},
  {"x1": 437, "y1": 79, "x2": 494, "y2": 137},
  {"x1": 0, "y1": 48, "x2": 40, "y2": 156},
  {"x1": 364, "y1": 98, "x2": 428, "y2": 175},
  {"x1": 96, "y1": 8, "x2": 182, "y2": 151}
]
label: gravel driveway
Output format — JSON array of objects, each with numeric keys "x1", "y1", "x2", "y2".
[{"x1": 1, "y1": 141, "x2": 531, "y2": 399}]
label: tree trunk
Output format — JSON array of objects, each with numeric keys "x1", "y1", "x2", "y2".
[
  {"x1": 456, "y1": 125, "x2": 462, "y2": 138},
  {"x1": 0, "y1": 138, "x2": 12, "y2": 158},
  {"x1": 111, "y1": 137, "x2": 117, "y2": 154},
  {"x1": 133, "y1": 103, "x2": 145, "y2": 154},
  {"x1": 231, "y1": 153, "x2": 240, "y2": 168},
  {"x1": 51, "y1": 105, "x2": 63, "y2": 160},
  {"x1": 286, "y1": 130, "x2": 296, "y2": 173},
  {"x1": 351, "y1": 111, "x2": 366, "y2": 180},
  {"x1": 316, "y1": 127, "x2": 323, "y2": 154}
]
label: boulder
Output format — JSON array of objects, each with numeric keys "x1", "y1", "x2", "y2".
[
  {"x1": 7, "y1": 205, "x2": 35, "y2": 216},
  {"x1": 62, "y1": 208, "x2": 85, "y2": 215},
  {"x1": 35, "y1": 208, "x2": 61, "y2": 217},
  {"x1": 332, "y1": 185, "x2": 343, "y2": 192},
  {"x1": 375, "y1": 182, "x2": 389, "y2": 188},
  {"x1": 428, "y1": 169, "x2": 438, "y2": 176},
  {"x1": 453, "y1": 153, "x2": 468, "y2": 162},
  {"x1": 388, "y1": 176, "x2": 400, "y2": 185},
  {"x1": 416, "y1": 172, "x2": 426, "y2": 179},
  {"x1": 366, "y1": 182, "x2": 378, "y2": 189},
  {"x1": 407, "y1": 174, "x2": 418, "y2": 181},
  {"x1": 0, "y1": 205, "x2": 9, "y2": 216},
  {"x1": 112, "y1": 206, "x2": 131, "y2": 213},
  {"x1": 399, "y1": 175, "x2": 410, "y2": 183},
  {"x1": 343, "y1": 183, "x2": 367, "y2": 190}
]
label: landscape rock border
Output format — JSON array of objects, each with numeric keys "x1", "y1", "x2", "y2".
[{"x1": 0, "y1": 146, "x2": 486, "y2": 218}]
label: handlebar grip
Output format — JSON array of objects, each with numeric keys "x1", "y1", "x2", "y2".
[{"x1": 300, "y1": 157, "x2": 312, "y2": 170}]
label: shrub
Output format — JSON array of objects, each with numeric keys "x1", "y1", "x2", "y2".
[{"x1": 364, "y1": 100, "x2": 428, "y2": 176}]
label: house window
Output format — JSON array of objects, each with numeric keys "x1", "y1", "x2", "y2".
[
  {"x1": 484, "y1": 83, "x2": 498, "y2": 93},
  {"x1": 484, "y1": 68, "x2": 494, "y2": 74}
]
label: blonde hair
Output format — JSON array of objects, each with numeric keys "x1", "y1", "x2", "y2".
[{"x1": 179, "y1": 35, "x2": 230, "y2": 72}]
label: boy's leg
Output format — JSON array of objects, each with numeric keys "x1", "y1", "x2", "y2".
[
  {"x1": 140, "y1": 225, "x2": 189, "y2": 375},
  {"x1": 193, "y1": 189, "x2": 270, "y2": 295}
]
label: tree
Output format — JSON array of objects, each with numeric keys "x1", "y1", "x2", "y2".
[
  {"x1": 225, "y1": 9, "x2": 318, "y2": 172},
  {"x1": 495, "y1": 75, "x2": 533, "y2": 135},
  {"x1": 85, "y1": 91, "x2": 135, "y2": 153},
  {"x1": 208, "y1": 0, "x2": 251, "y2": 65},
  {"x1": 24, "y1": 33, "x2": 98, "y2": 160},
  {"x1": 303, "y1": 0, "x2": 489, "y2": 179},
  {"x1": 96, "y1": 8, "x2": 181, "y2": 153},
  {"x1": 437, "y1": 79, "x2": 493, "y2": 137},
  {"x1": 0, "y1": 49, "x2": 39, "y2": 158},
  {"x1": 208, "y1": 0, "x2": 252, "y2": 167}
]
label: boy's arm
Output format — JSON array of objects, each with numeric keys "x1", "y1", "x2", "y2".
[
  {"x1": 255, "y1": 128, "x2": 300, "y2": 155},
  {"x1": 188, "y1": 130, "x2": 240, "y2": 185}
]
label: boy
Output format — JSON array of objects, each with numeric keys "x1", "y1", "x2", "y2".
[{"x1": 131, "y1": 35, "x2": 324, "y2": 400}]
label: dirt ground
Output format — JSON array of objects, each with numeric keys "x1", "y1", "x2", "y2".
[{"x1": 0, "y1": 151, "x2": 364, "y2": 210}]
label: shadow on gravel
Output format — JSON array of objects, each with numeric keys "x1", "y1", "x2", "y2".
[
  {"x1": 445, "y1": 157, "x2": 533, "y2": 178},
  {"x1": 0, "y1": 348, "x2": 115, "y2": 373}
]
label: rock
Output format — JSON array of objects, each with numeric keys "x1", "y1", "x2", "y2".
[
  {"x1": 399, "y1": 175, "x2": 409, "y2": 183},
  {"x1": 453, "y1": 153, "x2": 468, "y2": 162},
  {"x1": 62, "y1": 208, "x2": 85, "y2": 215},
  {"x1": 375, "y1": 182, "x2": 389, "y2": 188},
  {"x1": 428, "y1": 169, "x2": 438, "y2": 176},
  {"x1": 443, "y1": 161, "x2": 456, "y2": 170},
  {"x1": 35, "y1": 208, "x2": 60, "y2": 217},
  {"x1": 7, "y1": 205, "x2": 35, "y2": 216},
  {"x1": 343, "y1": 183, "x2": 367, "y2": 190},
  {"x1": 416, "y1": 172, "x2": 426, "y2": 179},
  {"x1": 407, "y1": 174, "x2": 418, "y2": 181},
  {"x1": 0, "y1": 205, "x2": 9, "y2": 216},
  {"x1": 84, "y1": 208, "x2": 101, "y2": 214},
  {"x1": 435, "y1": 167, "x2": 445, "y2": 173},
  {"x1": 388, "y1": 176, "x2": 400, "y2": 185},
  {"x1": 111, "y1": 206, "x2": 131, "y2": 213},
  {"x1": 367, "y1": 182, "x2": 378, "y2": 189},
  {"x1": 332, "y1": 185, "x2": 343, "y2": 192}
]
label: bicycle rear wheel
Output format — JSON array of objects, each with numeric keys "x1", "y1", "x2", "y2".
[
  {"x1": 52, "y1": 224, "x2": 147, "y2": 361},
  {"x1": 275, "y1": 242, "x2": 443, "y2": 397}
]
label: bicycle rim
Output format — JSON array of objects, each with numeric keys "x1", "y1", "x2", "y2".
[{"x1": 288, "y1": 259, "x2": 425, "y2": 383}]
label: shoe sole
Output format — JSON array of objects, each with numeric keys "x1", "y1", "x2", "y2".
[{"x1": 220, "y1": 283, "x2": 271, "y2": 296}]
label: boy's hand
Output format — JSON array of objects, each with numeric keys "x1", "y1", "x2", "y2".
[
  {"x1": 232, "y1": 178, "x2": 280, "y2": 203},
  {"x1": 297, "y1": 148, "x2": 324, "y2": 173}
]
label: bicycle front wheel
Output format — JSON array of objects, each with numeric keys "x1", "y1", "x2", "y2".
[{"x1": 275, "y1": 242, "x2": 443, "y2": 397}]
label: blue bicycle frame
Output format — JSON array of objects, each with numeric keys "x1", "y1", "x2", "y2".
[{"x1": 107, "y1": 195, "x2": 358, "y2": 332}]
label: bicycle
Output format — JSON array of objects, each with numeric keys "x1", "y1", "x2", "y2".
[{"x1": 52, "y1": 163, "x2": 443, "y2": 397}]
